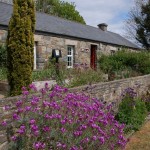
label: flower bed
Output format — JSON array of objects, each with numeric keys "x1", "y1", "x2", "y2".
[{"x1": 1, "y1": 83, "x2": 127, "y2": 150}]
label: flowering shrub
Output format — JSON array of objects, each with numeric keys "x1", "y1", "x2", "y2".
[
  {"x1": 68, "y1": 63, "x2": 103, "y2": 87},
  {"x1": 1, "y1": 83, "x2": 127, "y2": 150},
  {"x1": 116, "y1": 87, "x2": 147, "y2": 132}
]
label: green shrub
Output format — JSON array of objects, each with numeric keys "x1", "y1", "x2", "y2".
[
  {"x1": 0, "y1": 67, "x2": 7, "y2": 81},
  {"x1": 0, "y1": 44, "x2": 7, "y2": 67},
  {"x1": 98, "y1": 50, "x2": 150, "y2": 77},
  {"x1": 2, "y1": 84, "x2": 127, "y2": 150},
  {"x1": 7, "y1": 0, "x2": 35, "y2": 96},
  {"x1": 68, "y1": 66, "x2": 103, "y2": 88},
  {"x1": 116, "y1": 88, "x2": 147, "y2": 132},
  {"x1": 32, "y1": 59, "x2": 68, "y2": 85},
  {"x1": 32, "y1": 69, "x2": 53, "y2": 81}
]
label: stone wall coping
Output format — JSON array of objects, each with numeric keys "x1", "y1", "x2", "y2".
[
  {"x1": 0, "y1": 74, "x2": 150, "y2": 103},
  {"x1": 70, "y1": 74, "x2": 150, "y2": 90}
]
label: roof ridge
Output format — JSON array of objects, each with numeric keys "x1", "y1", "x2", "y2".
[{"x1": 0, "y1": 1, "x2": 139, "y2": 49}]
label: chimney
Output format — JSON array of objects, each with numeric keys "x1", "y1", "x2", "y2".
[{"x1": 97, "y1": 23, "x2": 108, "y2": 31}]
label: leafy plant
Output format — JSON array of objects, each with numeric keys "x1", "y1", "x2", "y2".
[
  {"x1": 0, "y1": 44, "x2": 7, "y2": 67},
  {"x1": 115, "y1": 88, "x2": 148, "y2": 132},
  {"x1": 7, "y1": 0, "x2": 35, "y2": 96},
  {"x1": 0, "y1": 67, "x2": 7, "y2": 81},
  {"x1": 36, "y1": 0, "x2": 86, "y2": 24},
  {"x1": 2, "y1": 84, "x2": 127, "y2": 150},
  {"x1": 68, "y1": 64, "x2": 103, "y2": 87},
  {"x1": 98, "y1": 50, "x2": 150, "y2": 79},
  {"x1": 32, "y1": 69, "x2": 53, "y2": 81}
]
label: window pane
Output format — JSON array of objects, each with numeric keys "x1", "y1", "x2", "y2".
[
  {"x1": 68, "y1": 57, "x2": 70, "y2": 62},
  {"x1": 67, "y1": 46, "x2": 74, "y2": 68}
]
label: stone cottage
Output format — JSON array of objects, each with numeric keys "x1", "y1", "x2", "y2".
[{"x1": 0, "y1": 2, "x2": 139, "y2": 70}]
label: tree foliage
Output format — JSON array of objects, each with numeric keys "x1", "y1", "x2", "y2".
[
  {"x1": 36, "y1": 0, "x2": 86, "y2": 24},
  {"x1": 0, "y1": 44, "x2": 7, "y2": 67},
  {"x1": 7, "y1": 0, "x2": 35, "y2": 96},
  {"x1": 125, "y1": 0, "x2": 150, "y2": 50}
]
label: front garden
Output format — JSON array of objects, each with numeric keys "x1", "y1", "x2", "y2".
[
  {"x1": 1, "y1": 44, "x2": 150, "y2": 149},
  {"x1": 1, "y1": 82, "x2": 150, "y2": 150},
  {"x1": 98, "y1": 50, "x2": 150, "y2": 80},
  {"x1": 1, "y1": 44, "x2": 150, "y2": 90}
]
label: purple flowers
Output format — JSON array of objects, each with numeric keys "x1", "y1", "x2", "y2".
[
  {"x1": 12, "y1": 113, "x2": 20, "y2": 120},
  {"x1": 33, "y1": 142, "x2": 45, "y2": 150},
  {"x1": 42, "y1": 126, "x2": 50, "y2": 132},
  {"x1": 1, "y1": 121, "x2": 7, "y2": 126},
  {"x1": 11, "y1": 136, "x2": 17, "y2": 141},
  {"x1": 17, "y1": 125, "x2": 26, "y2": 135},
  {"x1": 60, "y1": 127, "x2": 66, "y2": 133},
  {"x1": 99, "y1": 136, "x2": 105, "y2": 144},
  {"x1": 29, "y1": 84, "x2": 37, "y2": 91},
  {"x1": 30, "y1": 119, "x2": 36, "y2": 124},
  {"x1": 121, "y1": 87, "x2": 137, "y2": 99},
  {"x1": 16, "y1": 100, "x2": 23, "y2": 107},
  {"x1": 3, "y1": 84, "x2": 127, "y2": 150}
]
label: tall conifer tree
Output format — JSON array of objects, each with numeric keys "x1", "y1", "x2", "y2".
[{"x1": 7, "y1": 0, "x2": 35, "y2": 95}]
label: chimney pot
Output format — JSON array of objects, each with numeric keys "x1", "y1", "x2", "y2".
[{"x1": 98, "y1": 23, "x2": 108, "y2": 31}]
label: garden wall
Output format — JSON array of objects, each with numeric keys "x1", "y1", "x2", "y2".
[
  {"x1": 0, "y1": 74, "x2": 150, "y2": 149},
  {"x1": 70, "y1": 74, "x2": 150, "y2": 102}
]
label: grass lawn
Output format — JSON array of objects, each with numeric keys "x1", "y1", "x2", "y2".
[{"x1": 125, "y1": 119, "x2": 150, "y2": 150}]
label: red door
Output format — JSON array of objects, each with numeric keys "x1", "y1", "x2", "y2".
[{"x1": 90, "y1": 45, "x2": 97, "y2": 70}]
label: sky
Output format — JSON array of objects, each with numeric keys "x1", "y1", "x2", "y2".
[{"x1": 64, "y1": 0, "x2": 135, "y2": 36}]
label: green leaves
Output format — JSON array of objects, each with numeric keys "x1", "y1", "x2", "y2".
[
  {"x1": 116, "y1": 95, "x2": 147, "y2": 132},
  {"x1": 0, "y1": 44, "x2": 7, "y2": 67},
  {"x1": 36, "y1": 0, "x2": 86, "y2": 24},
  {"x1": 7, "y1": 0, "x2": 35, "y2": 96},
  {"x1": 98, "y1": 50, "x2": 150, "y2": 78}
]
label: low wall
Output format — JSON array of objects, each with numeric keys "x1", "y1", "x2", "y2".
[
  {"x1": 0, "y1": 74, "x2": 150, "y2": 149},
  {"x1": 0, "y1": 80, "x2": 57, "y2": 94},
  {"x1": 70, "y1": 74, "x2": 150, "y2": 102}
]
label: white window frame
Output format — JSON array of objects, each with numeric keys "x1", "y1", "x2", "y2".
[
  {"x1": 67, "y1": 46, "x2": 74, "y2": 68},
  {"x1": 34, "y1": 44, "x2": 36, "y2": 70}
]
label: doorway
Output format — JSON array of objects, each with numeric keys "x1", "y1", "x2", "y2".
[{"x1": 90, "y1": 45, "x2": 97, "y2": 70}]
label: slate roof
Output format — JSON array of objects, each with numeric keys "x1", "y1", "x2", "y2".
[{"x1": 0, "y1": 2, "x2": 139, "y2": 49}]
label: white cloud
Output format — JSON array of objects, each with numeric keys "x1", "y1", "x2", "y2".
[{"x1": 64, "y1": 0, "x2": 135, "y2": 35}]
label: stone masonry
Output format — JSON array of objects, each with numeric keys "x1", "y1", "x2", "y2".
[
  {"x1": 0, "y1": 29, "x2": 136, "y2": 69},
  {"x1": 0, "y1": 74, "x2": 150, "y2": 149}
]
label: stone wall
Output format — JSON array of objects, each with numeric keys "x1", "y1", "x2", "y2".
[
  {"x1": 0, "y1": 29, "x2": 137, "y2": 70},
  {"x1": 0, "y1": 74, "x2": 150, "y2": 149},
  {"x1": 0, "y1": 30, "x2": 7, "y2": 44},
  {"x1": 34, "y1": 34, "x2": 94, "y2": 69},
  {"x1": 70, "y1": 74, "x2": 150, "y2": 102}
]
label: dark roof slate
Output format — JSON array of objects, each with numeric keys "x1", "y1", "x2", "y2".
[{"x1": 0, "y1": 2, "x2": 139, "y2": 49}]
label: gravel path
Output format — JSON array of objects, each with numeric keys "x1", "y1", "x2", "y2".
[{"x1": 125, "y1": 119, "x2": 150, "y2": 150}]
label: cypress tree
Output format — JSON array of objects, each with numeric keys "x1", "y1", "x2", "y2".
[{"x1": 7, "y1": 0, "x2": 35, "y2": 96}]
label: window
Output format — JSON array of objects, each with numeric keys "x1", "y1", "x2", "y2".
[
  {"x1": 110, "y1": 50, "x2": 115, "y2": 55},
  {"x1": 67, "y1": 46, "x2": 74, "y2": 68},
  {"x1": 34, "y1": 42, "x2": 37, "y2": 70}
]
